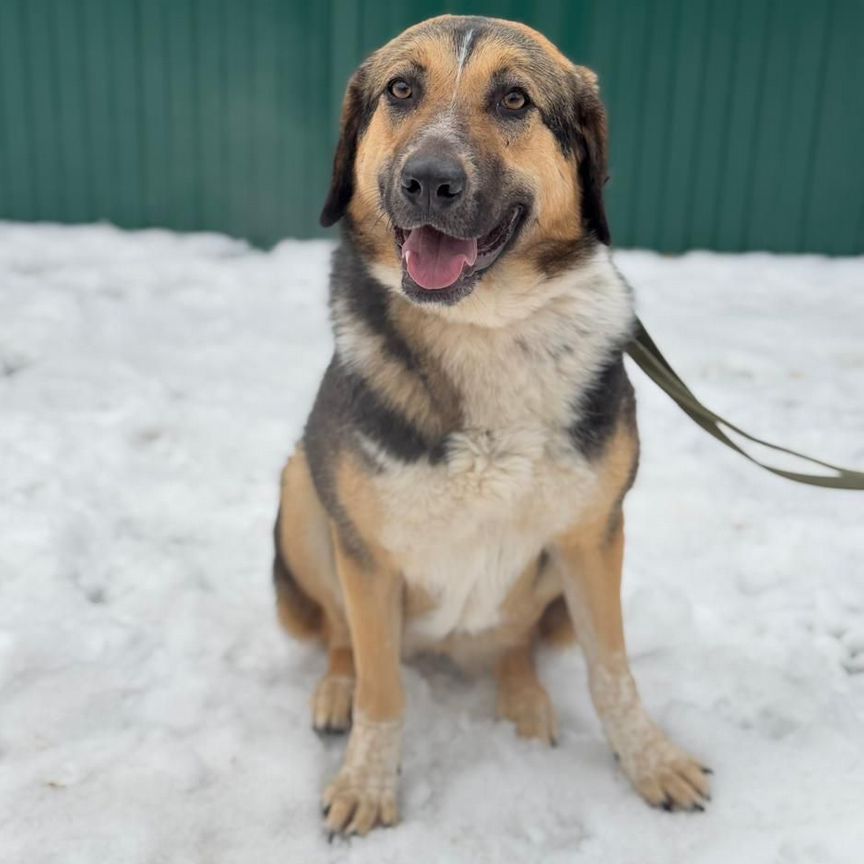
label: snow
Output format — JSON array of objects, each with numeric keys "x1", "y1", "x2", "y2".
[{"x1": 1, "y1": 222, "x2": 862, "y2": 863}]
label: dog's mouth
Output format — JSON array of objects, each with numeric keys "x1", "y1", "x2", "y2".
[{"x1": 394, "y1": 206, "x2": 524, "y2": 302}]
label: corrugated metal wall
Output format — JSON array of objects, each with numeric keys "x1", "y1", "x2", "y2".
[{"x1": 1, "y1": 0, "x2": 862, "y2": 252}]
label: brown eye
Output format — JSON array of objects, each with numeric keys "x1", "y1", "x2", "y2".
[
  {"x1": 389, "y1": 79, "x2": 412, "y2": 100},
  {"x1": 501, "y1": 89, "x2": 527, "y2": 111}
]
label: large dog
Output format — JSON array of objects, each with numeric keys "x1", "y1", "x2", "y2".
[{"x1": 274, "y1": 15, "x2": 710, "y2": 836}]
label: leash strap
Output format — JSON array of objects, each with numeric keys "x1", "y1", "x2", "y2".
[{"x1": 627, "y1": 318, "x2": 864, "y2": 490}]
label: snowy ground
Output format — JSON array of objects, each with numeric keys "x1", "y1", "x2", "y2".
[{"x1": 1, "y1": 222, "x2": 862, "y2": 864}]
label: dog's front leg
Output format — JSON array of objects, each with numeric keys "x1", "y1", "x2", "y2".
[
  {"x1": 322, "y1": 529, "x2": 404, "y2": 836},
  {"x1": 555, "y1": 514, "x2": 711, "y2": 812}
]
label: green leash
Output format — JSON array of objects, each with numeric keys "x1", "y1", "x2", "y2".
[{"x1": 627, "y1": 318, "x2": 864, "y2": 490}]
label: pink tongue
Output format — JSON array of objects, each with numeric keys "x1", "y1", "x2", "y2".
[{"x1": 402, "y1": 226, "x2": 478, "y2": 290}]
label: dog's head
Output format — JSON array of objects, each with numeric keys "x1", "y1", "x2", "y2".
[{"x1": 321, "y1": 15, "x2": 609, "y2": 314}]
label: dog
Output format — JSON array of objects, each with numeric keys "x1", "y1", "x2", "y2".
[{"x1": 273, "y1": 14, "x2": 710, "y2": 836}]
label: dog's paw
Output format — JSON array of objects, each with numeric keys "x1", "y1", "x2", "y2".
[
  {"x1": 616, "y1": 725, "x2": 711, "y2": 812},
  {"x1": 498, "y1": 683, "x2": 559, "y2": 746},
  {"x1": 312, "y1": 674, "x2": 354, "y2": 734},
  {"x1": 323, "y1": 770, "x2": 400, "y2": 836},
  {"x1": 322, "y1": 715, "x2": 403, "y2": 836}
]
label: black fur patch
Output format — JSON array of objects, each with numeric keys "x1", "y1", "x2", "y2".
[
  {"x1": 449, "y1": 24, "x2": 482, "y2": 66},
  {"x1": 569, "y1": 353, "x2": 635, "y2": 459},
  {"x1": 331, "y1": 235, "x2": 420, "y2": 373},
  {"x1": 533, "y1": 233, "x2": 597, "y2": 279},
  {"x1": 306, "y1": 357, "x2": 433, "y2": 468}
]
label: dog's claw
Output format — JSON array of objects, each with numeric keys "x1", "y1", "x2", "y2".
[{"x1": 315, "y1": 723, "x2": 347, "y2": 737}]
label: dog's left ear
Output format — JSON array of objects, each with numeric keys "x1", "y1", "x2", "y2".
[
  {"x1": 320, "y1": 67, "x2": 371, "y2": 228},
  {"x1": 571, "y1": 67, "x2": 611, "y2": 246}
]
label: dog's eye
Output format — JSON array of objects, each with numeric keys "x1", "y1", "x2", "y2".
[
  {"x1": 388, "y1": 79, "x2": 413, "y2": 100},
  {"x1": 500, "y1": 90, "x2": 528, "y2": 112}
]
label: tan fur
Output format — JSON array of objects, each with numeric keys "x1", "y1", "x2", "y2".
[
  {"x1": 318, "y1": 455, "x2": 406, "y2": 833},
  {"x1": 496, "y1": 641, "x2": 558, "y2": 744},
  {"x1": 554, "y1": 513, "x2": 710, "y2": 810},
  {"x1": 311, "y1": 646, "x2": 355, "y2": 733},
  {"x1": 545, "y1": 421, "x2": 709, "y2": 811},
  {"x1": 276, "y1": 449, "x2": 342, "y2": 638}
]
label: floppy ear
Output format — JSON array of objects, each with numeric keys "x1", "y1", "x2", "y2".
[
  {"x1": 572, "y1": 67, "x2": 611, "y2": 246},
  {"x1": 320, "y1": 68, "x2": 371, "y2": 228}
]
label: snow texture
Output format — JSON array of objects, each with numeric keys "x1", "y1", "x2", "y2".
[{"x1": 1, "y1": 223, "x2": 862, "y2": 863}]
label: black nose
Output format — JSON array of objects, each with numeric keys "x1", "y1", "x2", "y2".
[{"x1": 400, "y1": 153, "x2": 466, "y2": 212}]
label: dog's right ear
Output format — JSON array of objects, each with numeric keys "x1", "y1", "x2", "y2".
[{"x1": 320, "y1": 68, "x2": 371, "y2": 228}]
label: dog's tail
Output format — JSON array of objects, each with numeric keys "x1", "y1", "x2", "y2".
[{"x1": 273, "y1": 511, "x2": 324, "y2": 641}]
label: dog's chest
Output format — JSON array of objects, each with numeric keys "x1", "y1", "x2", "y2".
[
  {"x1": 369, "y1": 334, "x2": 601, "y2": 644},
  {"x1": 398, "y1": 449, "x2": 592, "y2": 646}
]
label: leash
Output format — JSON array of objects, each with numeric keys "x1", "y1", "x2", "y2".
[{"x1": 627, "y1": 317, "x2": 864, "y2": 490}]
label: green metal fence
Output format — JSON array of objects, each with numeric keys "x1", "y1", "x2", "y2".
[{"x1": 1, "y1": 0, "x2": 862, "y2": 253}]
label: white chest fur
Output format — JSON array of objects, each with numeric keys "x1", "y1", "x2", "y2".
[
  {"x1": 361, "y1": 249, "x2": 633, "y2": 643},
  {"x1": 384, "y1": 438, "x2": 596, "y2": 646}
]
